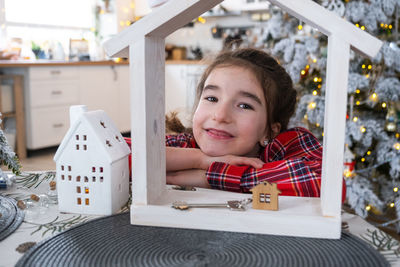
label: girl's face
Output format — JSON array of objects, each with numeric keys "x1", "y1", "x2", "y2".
[{"x1": 193, "y1": 66, "x2": 268, "y2": 157}]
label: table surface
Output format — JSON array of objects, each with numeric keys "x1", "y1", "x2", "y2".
[{"x1": 1, "y1": 171, "x2": 400, "y2": 267}]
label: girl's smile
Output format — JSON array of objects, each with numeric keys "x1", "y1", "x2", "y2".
[{"x1": 193, "y1": 65, "x2": 268, "y2": 157}]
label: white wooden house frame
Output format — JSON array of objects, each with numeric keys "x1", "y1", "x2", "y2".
[{"x1": 104, "y1": 0, "x2": 382, "y2": 239}]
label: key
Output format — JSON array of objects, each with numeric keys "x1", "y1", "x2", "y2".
[{"x1": 171, "y1": 198, "x2": 252, "y2": 211}]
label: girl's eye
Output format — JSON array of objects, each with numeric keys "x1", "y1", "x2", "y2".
[
  {"x1": 238, "y1": 103, "x2": 254, "y2": 110},
  {"x1": 204, "y1": 96, "x2": 218, "y2": 102}
]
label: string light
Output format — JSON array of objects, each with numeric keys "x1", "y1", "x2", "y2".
[
  {"x1": 361, "y1": 157, "x2": 366, "y2": 162},
  {"x1": 365, "y1": 205, "x2": 371, "y2": 211},
  {"x1": 301, "y1": 70, "x2": 306, "y2": 75},
  {"x1": 313, "y1": 59, "x2": 317, "y2": 63},
  {"x1": 368, "y1": 65, "x2": 372, "y2": 70},
  {"x1": 361, "y1": 26, "x2": 366, "y2": 31},
  {"x1": 318, "y1": 84, "x2": 322, "y2": 89},
  {"x1": 344, "y1": 170, "x2": 352, "y2": 178},
  {"x1": 322, "y1": 132, "x2": 324, "y2": 136},
  {"x1": 316, "y1": 123, "x2": 320, "y2": 127},
  {"x1": 306, "y1": 65, "x2": 310, "y2": 69},
  {"x1": 389, "y1": 25, "x2": 393, "y2": 29},
  {"x1": 370, "y1": 93, "x2": 378, "y2": 101},
  {"x1": 360, "y1": 126, "x2": 366, "y2": 133},
  {"x1": 390, "y1": 203, "x2": 395, "y2": 208},
  {"x1": 365, "y1": 74, "x2": 370, "y2": 78},
  {"x1": 394, "y1": 187, "x2": 399, "y2": 192},
  {"x1": 382, "y1": 102, "x2": 387, "y2": 108},
  {"x1": 313, "y1": 77, "x2": 318, "y2": 82},
  {"x1": 304, "y1": 114, "x2": 308, "y2": 119},
  {"x1": 362, "y1": 64, "x2": 366, "y2": 69},
  {"x1": 396, "y1": 133, "x2": 400, "y2": 138},
  {"x1": 355, "y1": 23, "x2": 360, "y2": 28},
  {"x1": 308, "y1": 102, "x2": 316, "y2": 109},
  {"x1": 356, "y1": 100, "x2": 361, "y2": 105},
  {"x1": 125, "y1": 20, "x2": 131, "y2": 26},
  {"x1": 353, "y1": 117, "x2": 358, "y2": 122},
  {"x1": 394, "y1": 143, "x2": 400, "y2": 150},
  {"x1": 198, "y1": 17, "x2": 206, "y2": 24},
  {"x1": 367, "y1": 151, "x2": 371, "y2": 155},
  {"x1": 298, "y1": 24, "x2": 303, "y2": 30},
  {"x1": 355, "y1": 89, "x2": 361, "y2": 94},
  {"x1": 318, "y1": 77, "x2": 322, "y2": 82},
  {"x1": 312, "y1": 90, "x2": 318, "y2": 96}
]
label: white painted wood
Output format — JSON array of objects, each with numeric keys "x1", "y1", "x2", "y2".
[
  {"x1": 131, "y1": 187, "x2": 341, "y2": 239},
  {"x1": 130, "y1": 37, "x2": 166, "y2": 205},
  {"x1": 104, "y1": 0, "x2": 223, "y2": 58},
  {"x1": 106, "y1": 0, "x2": 383, "y2": 239},
  {"x1": 268, "y1": 0, "x2": 382, "y2": 58},
  {"x1": 116, "y1": 65, "x2": 131, "y2": 132},
  {"x1": 321, "y1": 35, "x2": 350, "y2": 217}
]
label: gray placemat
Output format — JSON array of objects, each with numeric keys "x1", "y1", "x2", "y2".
[
  {"x1": 16, "y1": 212, "x2": 389, "y2": 267},
  {"x1": 0, "y1": 195, "x2": 25, "y2": 241}
]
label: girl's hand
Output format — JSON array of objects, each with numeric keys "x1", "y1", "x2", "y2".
[
  {"x1": 167, "y1": 169, "x2": 211, "y2": 188},
  {"x1": 202, "y1": 154, "x2": 264, "y2": 170}
]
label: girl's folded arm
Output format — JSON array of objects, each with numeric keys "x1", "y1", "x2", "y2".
[{"x1": 206, "y1": 159, "x2": 322, "y2": 197}]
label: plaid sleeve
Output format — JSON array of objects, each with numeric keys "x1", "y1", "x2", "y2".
[
  {"x1": 165, "y1": 133, "x2": 196, "y2": 148},
  {"x1": 206, "y1": 127, "x2": 324, "y2": 197}
]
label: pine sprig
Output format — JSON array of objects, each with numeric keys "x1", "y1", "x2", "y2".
[
  {"x1": 16, "y1": 171, "x2": 56, "y2": 189},
  {"x1": 25, "y1": 215, "x2": 93, "y2": 237}
]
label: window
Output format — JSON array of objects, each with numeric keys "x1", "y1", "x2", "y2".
[{"x1": 4, "y1": 0, "x2": 94, "y2": 28}]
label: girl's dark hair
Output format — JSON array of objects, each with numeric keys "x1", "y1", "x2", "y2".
[{"x1": 193, "y1": 48, "x2": 297, "y2": 140}]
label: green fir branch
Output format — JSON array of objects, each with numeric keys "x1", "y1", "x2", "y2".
[
  {"x1": 25, "y1": 215, "x2": 93, "y2": 236},
  {"x1": 16, "y1": 171, "x2": 56, "y2": 189}
]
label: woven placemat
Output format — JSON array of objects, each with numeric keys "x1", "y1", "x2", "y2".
[
  {"x1": 16, "y1": 212, "x2": 389, "y2": 267},
  {"x1": 0, "y1": 195, "x2": 25, "y2": 241}
]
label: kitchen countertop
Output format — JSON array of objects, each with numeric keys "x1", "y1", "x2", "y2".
[{"x1": 0, "y1": 59, "x2": 204, "y2": 67}]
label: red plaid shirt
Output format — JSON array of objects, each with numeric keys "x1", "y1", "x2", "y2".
[{"x1": 127, "y1": 127, "x2": 346, "y2": 200}]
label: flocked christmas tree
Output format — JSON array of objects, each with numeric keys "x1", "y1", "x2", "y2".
[
  {"x1": 0, "y1": 113, "x2": 21, "y2": 186},
  {"x1": 248, "y1": 0, "x2": 400, "y2": 230}
]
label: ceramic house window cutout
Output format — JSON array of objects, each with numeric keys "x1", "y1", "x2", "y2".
[
  {"x1": 54, "y1": 105, "x2": 131, "y2": 216},
  {"x1": 251, "y1": 182, "x2": 281, "y2": 211},
  {"x1": 104, "y1": 0, "x2": 382, "y2": 238}
]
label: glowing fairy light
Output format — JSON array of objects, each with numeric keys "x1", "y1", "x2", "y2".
[
  {"x1": 316, "y1": 123, "x2": 320, "y2": 127},
  {"x1": 394, "y1": 187, "x2": 399, "y2": 192},
  {"x1": 362, "y1": 64, "x2": 366, "y2": 69},
  {"x1": 390, "y1": 203, "x2": 395, "y2": 208},
  {"x1": 356, "y1": 89, "x2": 360, "y2": 94},
  {"x1": 353, "y1": 117, "x2": 358, "y2": 122},
  {"x1": 367, "y1": 151, "x2": 371, "y2": 155},
  {"x1": 361, "y1": 26, "x2": 365, "y2": 31},
  {"x1": 394, "y1": 143, "x2": 400, "y2": 150},
  {"x1": 361, "y1": 157, "x2": 366, "y2": 162},
  {"x1": 356, "y1": 101, "x2": 361, "y2": 105},
  {"x1": 301, "y1": 70, "x2": 306, "y2": 75},
  {"x1": 308, "y1": 102, "x2": 316, "y2": 109},
  {"x1": 298, "y1": 24, "x2": 303, "y2": 30},
  {"x1": 313, "y1": 59, "x2": 317, "y2": 63},
  {"x1": 360, "y1": 126, "x2": 366, "y2": 133},
  {"x1": 365, "y1": 205, "x2": 371, "y2": 211},
  {"x1": 382, "y1": 102, "x2": 387, "y2": 108},
  {"x1": 312, "y1": 90, "x2": 318, "y2": 96}
]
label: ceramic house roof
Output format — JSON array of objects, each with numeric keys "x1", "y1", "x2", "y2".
[
  {"x1": 54, "y1": 107, "x2": 130, "y2": 164},
  {"x1": 104, "y1": 0, "x2": 381, "y2": 59}
]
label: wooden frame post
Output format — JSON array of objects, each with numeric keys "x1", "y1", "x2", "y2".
[
  {"x1": 321, "y1": 35, "x2": 350, "y2": 217},
  {"x1": 130, "y1": 36, "x2": 166, "y2": 205}
]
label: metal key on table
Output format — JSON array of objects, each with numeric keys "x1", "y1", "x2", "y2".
[{"x1": 171, "y1": 198, "x2": 252, "y2": 211}]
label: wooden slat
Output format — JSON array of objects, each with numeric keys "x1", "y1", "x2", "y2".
[
  {"x1": 321, "y1": 35, "x2": 349, "y2": 217},
  {"x1": 13, "y1": 75, "x2": 27, "y2": 159},
  {"x1": 130, "y1": 37, "x2": 166, "y2": 205}
]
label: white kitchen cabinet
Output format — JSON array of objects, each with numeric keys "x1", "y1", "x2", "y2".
[
  {"x1": 79, "y1": 65, "x2": 119, "y2": 127},
  {"x1": 116, "y1": 65, "x2": 131, "y2": 132},
  {"x1": 25, "y1": 67, "x2": 80, "y2": 149}
]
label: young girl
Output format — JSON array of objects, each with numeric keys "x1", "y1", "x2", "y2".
[{"x1": 129, "y1": 48, "x2": 340, "y2": 198}]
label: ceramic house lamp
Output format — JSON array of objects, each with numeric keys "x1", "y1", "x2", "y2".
[{"x1": 54, "y1": 105, "x2": 131, "y2": 216}]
